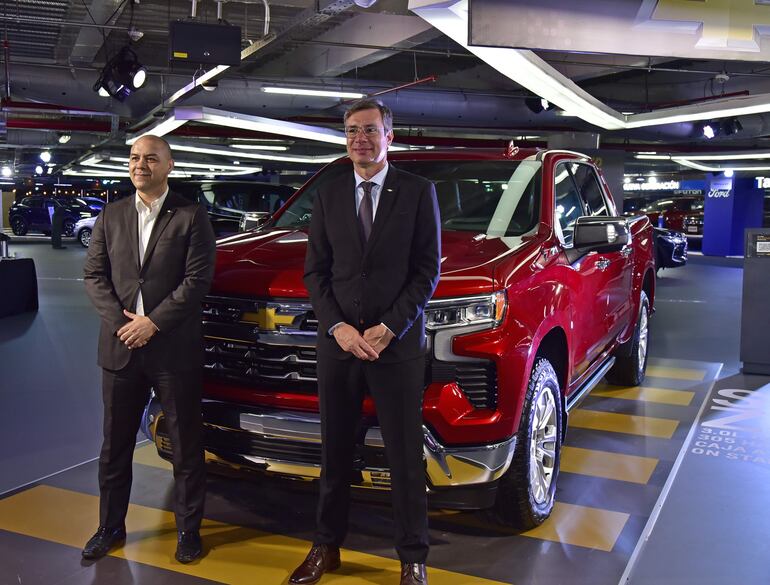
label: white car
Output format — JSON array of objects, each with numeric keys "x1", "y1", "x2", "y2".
[{"x1": 74, "y1": 216, "x2": 96, "y2": 247}]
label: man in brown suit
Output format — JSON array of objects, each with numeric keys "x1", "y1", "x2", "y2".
[{"x1": 82, "y1": 135, "x2": 216, "y2": 563}]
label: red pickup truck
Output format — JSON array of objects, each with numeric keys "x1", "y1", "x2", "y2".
[{"x1": 143, "y1": 147, "x2": 655, "y2": 529}]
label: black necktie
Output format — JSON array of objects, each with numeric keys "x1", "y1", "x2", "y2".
[{"x1": 359, "y1": 181, "x2": 374, "y2": 242}]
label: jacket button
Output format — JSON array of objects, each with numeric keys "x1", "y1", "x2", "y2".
[
  {"x1": 353, "y1": 299, "x2": 360, "y2": 306},
  {"x1": 138, "y1": 278, "x2": 144, "y2": 284},
  {"x1": 359, "y1": 319, "x2": 364, "y2": 325},
  {"x1": 361, "y1": 272, "x2": 368, "y2": 278}
]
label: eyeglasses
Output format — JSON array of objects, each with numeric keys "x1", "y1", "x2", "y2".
[{"x1": 344, "y1": 125, "x2": 385, "y2": 138}]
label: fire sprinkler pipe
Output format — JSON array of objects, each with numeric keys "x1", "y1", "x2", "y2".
[{"x1": 367, "y1": 75, "x2": 438, "y2": 99}]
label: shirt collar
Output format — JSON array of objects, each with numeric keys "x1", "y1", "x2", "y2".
[
  {"x1": 135, "y1": 188, "x2": 169, "y2": 214},
  {"x1": 354, "y1": 162, "x2": 389, "y2": 190}
]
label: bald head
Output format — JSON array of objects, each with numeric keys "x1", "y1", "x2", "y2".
[{"x1": 129, "y1": 135, "x2": 175, "y2": 201}]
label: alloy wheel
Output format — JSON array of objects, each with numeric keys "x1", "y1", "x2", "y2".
[{"x1": 529, "y1": 385, "x2": 558, "y2": 504}]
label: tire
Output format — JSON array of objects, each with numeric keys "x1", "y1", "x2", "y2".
[
  {"x1": 493, "y1": 357, "x2": 562, "y2": 529},
  {"x1": 605, "y1": 290, "x2": 650, "y2": 386},
  {"x1": 78, "y1": 227, "x2": 92, "y2": 248},
  {"x1": 10, "y1": 216, "x2": 28, "y2": 236},
  {"x1": 63, "y1": 218, "x2": 76, "y2": 237}
]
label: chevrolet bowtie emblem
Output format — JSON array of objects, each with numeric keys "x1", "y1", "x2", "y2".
[
  {"x1": 241, "y1": 308, "x2": 296, "y2": 330},
  {"x1": 652, "y1": 0, "x2": 770, "y2": 51}
]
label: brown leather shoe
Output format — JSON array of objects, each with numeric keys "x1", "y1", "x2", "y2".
[
  {"x1": 288, "y1": 544, "x2": 341, "y2": 584},
  {"x1": 400, "y1": 562, "x2": 427, "y2": 585}
]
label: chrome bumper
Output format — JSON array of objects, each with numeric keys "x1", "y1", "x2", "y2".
[{"x1": 146, "y1": 399, "x2": 516, "y2": 491}]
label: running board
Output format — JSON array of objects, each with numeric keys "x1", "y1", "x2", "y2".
[{"x1": 565, "y1": 356, "x2": 616, "y2": 413}]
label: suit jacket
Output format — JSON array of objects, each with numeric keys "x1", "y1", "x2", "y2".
[
  {"x1": 84, "y1": 191, "x2": 217, "y2": 371},
  {"x1": 304, "y1": 164, "x2": 441, "y2": 364}
]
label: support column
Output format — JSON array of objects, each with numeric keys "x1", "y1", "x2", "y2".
[{"x1": 703, "y1": 175, "x2": 764, "y2": 256}]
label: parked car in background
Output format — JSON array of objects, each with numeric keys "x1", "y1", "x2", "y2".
[
  {"x1": 77, "y1": 196, "x2": 106, "y2": 213},
  {"x1": 642, "y1": 196, "x2": 704, "y2": 237},
  {"x1": 143, "y1": 148, "x2": 656, "y2": 530},
  {"x1": 74, "y1": 215, "x2": 96, "y2": 247},
  {"x1": 170, "y1": 180, "x2": 296, "y2": 236},
  {"x1": 653, "y1": 227, "x2": 687, "y2": 273},
  {"x1": 8, "y1": 196, "x2": 97, "y2": 236}
]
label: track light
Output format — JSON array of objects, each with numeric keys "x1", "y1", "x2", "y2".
[
  {"x1": 702, "y1": 124, "x2": 717, "y2": 139},
  {"x1": 40, "y1": 151, "x2": 52, "y2": 163},
  {"x1": 93, "y1": 46, "x2": 147, "y2": 101},
  {"x1": 525, "y1": 97, "x2": 551, "y2": 114},
  {"x1": 35, "y1": 165, "x2": 44, "y2": 175}
]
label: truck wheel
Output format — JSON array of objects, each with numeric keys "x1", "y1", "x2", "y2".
[
  {"x1": 605, "y1": 291, "x2": 650, "y2": 386},
  {"x1": 493, "y1": 357, "x2": 562, "y2": 529},
  {"x1": 11, "y1": 217, "x2": 28, "y2": 236}
]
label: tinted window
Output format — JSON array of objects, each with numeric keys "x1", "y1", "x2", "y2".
[
  {"x1": 23, "y1": 197, "x2": 43, "y2": 209},
  {"x1": 199, "y1": 183, "x2": 293, "y2": 213},
  {"x1": 275, "y1": 160, "x2": 541, "y2": 237},
  {"x1": 553, "y1": 164, "x2": 585, "y2": 247},
  {"x1": 571, "y1": 163, "x2": 608, "y2": 216}
]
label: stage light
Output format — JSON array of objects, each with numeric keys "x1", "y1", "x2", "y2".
[
  {"x1": 703, "y1": 124, "x2": 716, "y2": 139},
  {"x1": 93, "y1": 46, "x2": 147, "y2": 101}
]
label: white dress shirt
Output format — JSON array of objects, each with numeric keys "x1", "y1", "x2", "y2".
[
  {"x1": 134, "y1": 189, "x2": 168, "y2": 317},
  {"x1": 354, "y1": 163, "x2": 389, "y2": 221}
]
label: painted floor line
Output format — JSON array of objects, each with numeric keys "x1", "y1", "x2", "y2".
[
  {"x1": 569, "y1": 410, "x2": 679, "y2": 439},
  {"x1": 0, "y1": 485, "x2": 507, "y2": 585},
  {"x1": 561, "y1": 446, "x2": 659, "y2": 484},
  {"x1": 645, "y1": 365, "x2": 706, "y2": 382},
  {"x1": 591, "y1": 385, "x2": 695, "y2": 406},
  {"x1": 615, "y1": 363, "x2": 723, "y2": 585}
]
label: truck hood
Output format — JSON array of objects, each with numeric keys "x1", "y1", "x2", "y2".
[{"x1": 210, "y1": 228, "x2": 528, "y2": 299}]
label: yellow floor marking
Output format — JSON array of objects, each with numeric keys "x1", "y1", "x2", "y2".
[
  {"x1": 645, "y1": 365, "x2": 705, "y2": 381},
  {"x1": 591, "y1": 385, "x2": 695, "y2": 406},
  {"x1": 133, "y1": 444, "x2": 172, "y2": 471},
  {"x1": 561, "y1": 446, "x2": 658, "y2": 484},
  {"x1": 430, "y1": 502, "x2": 628, "y2": 552},
  {"x1": 569, "y1": 410, "x2": 679, "y2": 439},
  {"x1": 0, "y1": 486, "x2": 506, "y2": 585}
]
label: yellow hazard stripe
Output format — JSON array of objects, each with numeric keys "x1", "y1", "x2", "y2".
[
  {"x1": 561, "y1": 446, "x2": 658, "y2": 484},
  {"x1": 569, "y1": 409, "x2": 679, "y2": 439},
  {"x1": 591, "y1": 385, "x2": 695, "y2": 406},
  {"x1": 0, "y1": 485, "x2": 508, "y2": 585},
  {"x1": 645, "y1": 365, "x2": 705, "y2": 381}
]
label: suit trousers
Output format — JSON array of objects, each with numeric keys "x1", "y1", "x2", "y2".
[
  {"x1": 98, "y1": 349, "x2": 205, "y2": 532},
  {"x1": 314, "y1": 354, "x2": 429, "y2": 563}
]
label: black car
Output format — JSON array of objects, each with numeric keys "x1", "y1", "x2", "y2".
[
  {"x1": 654, "y1": 226, "x2": 687, "y2": 273},
  {"x1": 170, "y1": 180, "x2": 296, "y2": 236},
  {"x1": 8, "y1": 196, "x2": 97, "y2": 237}
]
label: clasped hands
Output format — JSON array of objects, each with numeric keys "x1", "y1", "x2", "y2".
[
  {"x1": 333, "y1": 323, "x2": 394, "y2": 361},
  {"x1": 117, "y1": 309, "x2": 159, "y2": 349}
]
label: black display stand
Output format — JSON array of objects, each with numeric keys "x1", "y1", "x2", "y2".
[
  {"x1": 740, "y1": 229, "x2": 770, "y2": 375},
  {"x1": 0, "y1": 258, "x2": 39, "y2": 318}
]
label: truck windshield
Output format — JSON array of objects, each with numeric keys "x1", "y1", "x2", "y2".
[{"x1": 274, "y1": 159, "x2": 542, "y2": 237}]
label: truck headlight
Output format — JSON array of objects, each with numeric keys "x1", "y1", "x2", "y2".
[{"x1": 425, "y1": 291, "x2": 506, "y2": 331}]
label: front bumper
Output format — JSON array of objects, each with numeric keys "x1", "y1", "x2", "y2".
[{"x1": 145, "y1": 399, "x2": 516, "y2": 501}]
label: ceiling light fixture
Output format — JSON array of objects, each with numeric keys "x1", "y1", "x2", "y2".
[
  {"x1": 1, "y1": 166, "x2": 12, "y2": 177},
  {"x1": 524, "y1": 97, "x2": 551, "y2": 114},
  {"x1": 703, "y1": 124, "x2": 717, "y2": 139},
  {"x1": 261, "y1": 86, "x2": 366, "y2": 99},
  {"x1": 58, "y1": 134, "x2": 71, "y2": 144},
  {"x1": 93, "y1": 46, "x2": 147, "y2": 101},
  {"x1": 40, "y1": 151, "x2": 52, "y2": 163},
  {"x1": 411, "y1": 0, "x2": 770, "y2": 131},
  {"x1": 231, "y1": 144, "x2": 290, "y2": 151},
  {"x1": 35, "y1": 165, "x2": 44, "y2": 174}
]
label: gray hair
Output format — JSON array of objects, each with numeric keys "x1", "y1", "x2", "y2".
[{"x1": 343, "y1": 98, "x2": 393, "y2": 133}]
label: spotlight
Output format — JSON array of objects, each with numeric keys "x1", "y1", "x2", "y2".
[
  {"x1": 1, "y1": 166, "x2": 11, "y2": 177},
  {"x1": 93, "y1": 46, "x2": 147, "y2": 101},
  {"x1": 58, "y1": 134, "x2": 71, "y2": 144},
  {"x1": 525, "y1": 96, "x2": 552, "y2": 114},
  {"x1": 35, "y1": 165, "x2": 44, "y2": 175},
  {"x1": 703, "y1": 124, "x2": 716, "y2": 139},
  {"x1": 724, "y1": 169, "x2": 734, "y2": 178},
  {"x1": 40, "y1": 151, "x2": 52, "y2": 163}
]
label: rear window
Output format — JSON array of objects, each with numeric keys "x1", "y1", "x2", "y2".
[{"x1": 274, "y1": 159, "x2": 541, "y2": 237}]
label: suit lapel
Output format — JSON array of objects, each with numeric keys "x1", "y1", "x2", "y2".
[
  {"x1": 364, "y1": 166, "x2": 399, "y2": 255},
  {"x1": 124, "y1": 198, "x2": 141, "y2": 272},
  {"x1": 140, "y1": 192, "x2": 178, "y2": 274}
]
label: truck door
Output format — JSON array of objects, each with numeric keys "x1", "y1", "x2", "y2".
[
  {"x1": 571, "y1": 163, "x2": 634, "y2": 350},
  {"x1": 552, "y1": 163, "x2": 605, "y2": 378}
]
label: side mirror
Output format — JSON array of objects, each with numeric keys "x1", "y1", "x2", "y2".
[
  {"x1": 239, "y1": 211, "x2": 271, "y2": 232},
  {"x1": 572, "y1": 216, "x2": 630, "y2": 253}
]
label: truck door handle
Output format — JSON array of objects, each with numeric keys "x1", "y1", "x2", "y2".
[{"x1": 597, "y1": 258, "x2": 611, "y2": 271}]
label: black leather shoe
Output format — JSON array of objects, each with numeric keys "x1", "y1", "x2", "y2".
[
  {"x1": 175, "y1": 530, "x2": 202, "y2": 564},
  {"x1": 400, "y1": 562, "x2": 427, "y2": 585},
  {"x1": 289, "y1": 544, "x2": 341, "y2": 584},
  {"x1": 81, "y1": 526, "x2": 126, "y2": 560}
]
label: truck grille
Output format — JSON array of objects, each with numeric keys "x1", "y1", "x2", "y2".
[{"x1": 202, "y1": 295, "x2": 498, "y2": 408}]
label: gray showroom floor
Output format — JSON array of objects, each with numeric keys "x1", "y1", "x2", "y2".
[{"x1": 1, "y1": 240, "x2": 768, "y2": 585}]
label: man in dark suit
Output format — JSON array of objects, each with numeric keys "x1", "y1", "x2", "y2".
[
  {"x1": 291, "y1": 100, "x2": 441, "y2": 585},
  {"x1": 82, "y1": 135, "x2": 216, "y2": 564}
]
